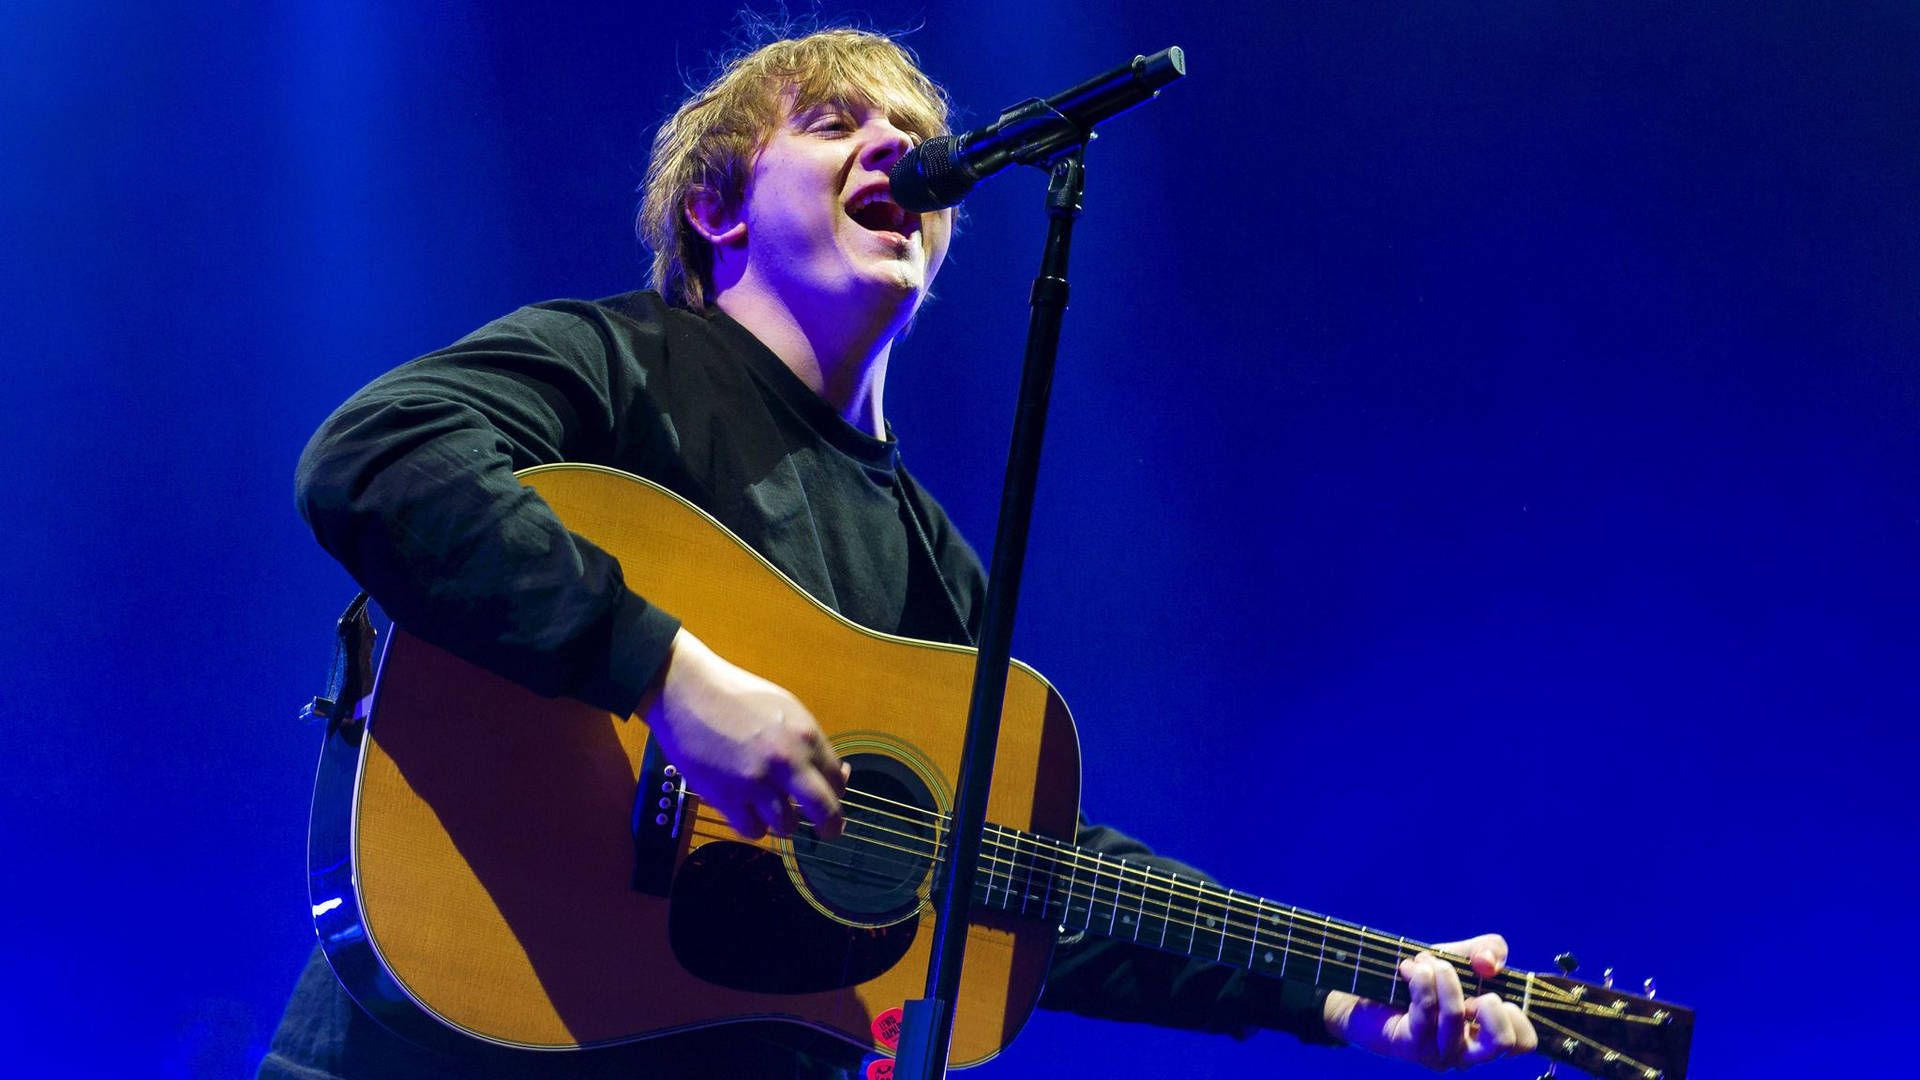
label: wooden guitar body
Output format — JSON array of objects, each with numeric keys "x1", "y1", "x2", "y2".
[{"x1": 307, "y1": 463, "x2": 1084, "y2": 1067}]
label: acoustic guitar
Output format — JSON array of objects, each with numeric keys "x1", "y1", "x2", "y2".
[{"x1": 306, "y1": 463, "x2": 1693, "y2": 1079}]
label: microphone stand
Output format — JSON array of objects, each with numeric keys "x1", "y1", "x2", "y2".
[{"x1": 891, "y1": 136, "x2": 1088, "y2": 1080}]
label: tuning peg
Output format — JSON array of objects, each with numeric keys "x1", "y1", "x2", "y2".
[
  {"x1": 1553, "y1": 952, "x2": 1579, "y2": 975},
  {"x1": 1643, "y1": 976, "x2": 1657, "y2": 998},
  {"x1": 1603, "y1": 967, "x2": 1615, "y2": 989}
]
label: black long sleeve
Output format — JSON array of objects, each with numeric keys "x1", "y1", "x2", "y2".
[{"x1": 295, "y1": 298, "x2": 685, "y2": 715}]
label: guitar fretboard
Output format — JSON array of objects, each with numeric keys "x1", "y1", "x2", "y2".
[{"x1": 964, "y1": 823, "x2": 1488, "y2": 1007}]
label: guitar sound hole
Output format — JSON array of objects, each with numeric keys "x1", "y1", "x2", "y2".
[{"x1": 791, "y1": 752, "x2": 939, "y2": 924}]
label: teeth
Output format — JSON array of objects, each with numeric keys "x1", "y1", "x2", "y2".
[{"x1": 848, "y1": 189, "x2": 911, "y2": 232}]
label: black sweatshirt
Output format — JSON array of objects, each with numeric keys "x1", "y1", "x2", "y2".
[{"x1": 261, "y1": 292, "x2": 1336, "y2": 1080}]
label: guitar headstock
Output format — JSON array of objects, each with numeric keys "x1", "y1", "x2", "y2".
[{"x1": 1522, "y1": 968, "x2": 1694, "y2": 1080}]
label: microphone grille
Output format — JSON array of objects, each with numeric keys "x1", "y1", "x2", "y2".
[{"x1": 890, "y1": 136, "x2": 970, "y2": 213}]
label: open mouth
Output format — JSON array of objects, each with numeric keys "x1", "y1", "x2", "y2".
[{"x1": 846, "y1": 188, "x2": 916, "y2": 237}]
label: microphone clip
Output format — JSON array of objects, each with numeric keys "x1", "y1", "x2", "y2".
[{"x1": 983, "y1": 97, "x2": 1092, "y2": 171}]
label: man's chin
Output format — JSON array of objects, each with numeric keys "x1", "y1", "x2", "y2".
[{"x1": 851, "y1": 262, "x2": 930, "y2": 306}]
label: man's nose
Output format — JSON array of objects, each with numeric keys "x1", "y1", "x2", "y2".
[{"x1": 860, "y1": 125, "x2": 912, "y2": 171}]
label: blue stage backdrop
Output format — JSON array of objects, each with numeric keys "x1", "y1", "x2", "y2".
[{"x1": 4, "y1": 2, "x2": 1914, "y2": 1077}]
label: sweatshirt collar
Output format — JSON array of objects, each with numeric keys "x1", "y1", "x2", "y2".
[{"x1": 706, "y1": 308, "x2": 898, "y2": 470}]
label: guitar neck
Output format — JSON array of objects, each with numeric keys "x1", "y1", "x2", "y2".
[
  {"x1": 960, "y1": 823, "x2": 1693, "y2": 1080},
  {"x1": 968, "y1": 824, "x2": 1514, "y2": 1009}
]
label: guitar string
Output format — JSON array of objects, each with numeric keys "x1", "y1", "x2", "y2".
[
  {"x1": 680, "y1": 819, "x2": 1622, "y2": 1033},
  {"x1": 680, "y1": 807, "x2": 1445, "y2": 1001},
  {"x1": 676, "y1": 789, "x2": 1576, "y2": 1011},
  {"x1": 831, "y1": 787, "x2": 1434, "y2": 964},
  {"x1": 677, "y1": 807, "x2": 1589, "y2": 1018},
  {"x1": 680, "y1": 814, "x2": 1610, "y2": 1028},
  {"x1": 774, "y1": 781, "x2": 1556, "y2": 997},
  {"x1": 673, "y1": 772, "x2": 1605, "y2": 1016},
  {"x1": 713, "y1": 791, "x2": 1560, "y2": 1008},
  {"x1": 1526, "y1": 1010, "x2": 1664, "y2": 1072}
]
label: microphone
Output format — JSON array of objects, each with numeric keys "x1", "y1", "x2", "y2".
[{"x1": 889, "y1": 47, "x2": 1186, "y2": 213}]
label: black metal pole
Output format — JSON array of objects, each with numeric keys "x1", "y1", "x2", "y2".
[{"x1": 891, "y1": 143, "x2": 1087, "y2": 1080}]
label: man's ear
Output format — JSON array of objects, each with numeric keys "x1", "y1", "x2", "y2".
[{"x1": 683, "y1": 186, "x2": 747, "y2": 249}]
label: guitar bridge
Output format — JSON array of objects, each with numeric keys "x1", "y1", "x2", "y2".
[{"x1": 630, "y1": 735, "x2": 687, "y2": 897}]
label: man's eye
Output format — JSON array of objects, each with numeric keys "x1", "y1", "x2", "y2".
[{"x1": 808, "y1": 115, "x2": 853, "y2": 134}]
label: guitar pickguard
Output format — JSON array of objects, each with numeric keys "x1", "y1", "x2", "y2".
[{"x1": 668, "y1": 841, "x2": 919, "y2": 994}]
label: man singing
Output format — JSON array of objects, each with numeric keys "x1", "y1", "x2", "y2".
[{"x1": 260, "y1": 26, "x2": 1537, "y2": 1080}]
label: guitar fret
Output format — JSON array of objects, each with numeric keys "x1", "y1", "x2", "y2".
[
  {"x1": 1389, "y1": 936, "x2": 1408, "y2": 1004},
  {"x1": 1131, "y1": 863, "x2": 1147, "y2": 942},
  {"x1": 1056, "y1": 837, "x2": 1079, "y2": 926},
  {"x1": 999, "y1": 832, "x2": 1016, "y2": 910},
  {"x1": 1227, "y1": 889, "x2": 1256, "y2": 968},
  {"x1": 1006, "y1": 834, "x2": 1021, "y2": 907},
  {"x1": 1091, "y1": 854, "x2": 1112, "y2": 931},
  {"x1": 1304, "y1": 915, "x2": 1369, "y2": 993},
  {"x1": 1021, "y1": 826, "x2": 1036, "y2": 910},
  {"x1": 980, "y1": 828, "x2": 1010, "y2": 912},
  {"x1": 975, "y1": 827, "x2": 998, "y2": 908},
  {"x1": 1120, "y1": 858, "x2": 1150, "y2": 941},
  {"x1": 1064, "y1": 849, "x2": 1087, "y2": 929},
  {"x1": 1153, "y1": 865, "x2": 1170, "y2": 948},
  {"x1": 1007, "y1": 829, "x2": 1041, "y2": 914},
  {"x1": 1247, "y1": 894, "x2": 1263, "y2": 970},
  {"x1": 1164, "y1": 873, "x2": 1198, "y2": 955},
  {"x1": 1281, "y1": 905, "x2": 1295, "y2": 978},
  {"x1": 1117, "y1": 861, "x2": 1162, "y2": 946},
  {"x1": 1039, "y1": 834, "x2": 1062, "y2": 923},
  {"x1": 997, "y1": 837, "x2": 1011, "y2": 909},
  {"x1": 1175, "y1": 876, "x2": 1205, "y2": 949},
  {"x1": 1196, "y1": 883, "x2": 1227, "y2": 960},
  {"x1": 1104, "y1": 855, "x2": 1121, "y2": 936},
  {"x1": 1250, "y1": 900, "x2": 1293, "y2": 976},
  {"x1": 990, "y1": 828, "x2": 1009, "y2": 910},
  {"x1": 1217, "y1": 889, "x2": 1234, "y2": 962},
  {"x1": 1315, "y1": 918, "x2": 1329, "y2": 985},
  {"x1": 990, "y1": 826, "x2": 1006, "y2": 903}
]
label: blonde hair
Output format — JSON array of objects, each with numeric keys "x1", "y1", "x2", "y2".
[{"x1": 637, "y1": 27, "x2": 951, "y2": 311}]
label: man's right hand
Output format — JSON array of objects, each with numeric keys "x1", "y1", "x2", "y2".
[{"x1": 645, "y1": 628, "x2": 848, "y2": 841}]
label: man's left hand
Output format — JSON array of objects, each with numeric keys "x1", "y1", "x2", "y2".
[{"x1": 1322, "y1": 933, "x2": 1539, "y2": 1070}]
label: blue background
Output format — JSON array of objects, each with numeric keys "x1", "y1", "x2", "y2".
[{"x1": 4, "y1": 2, "x2": 1914, "y2": 1077}]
